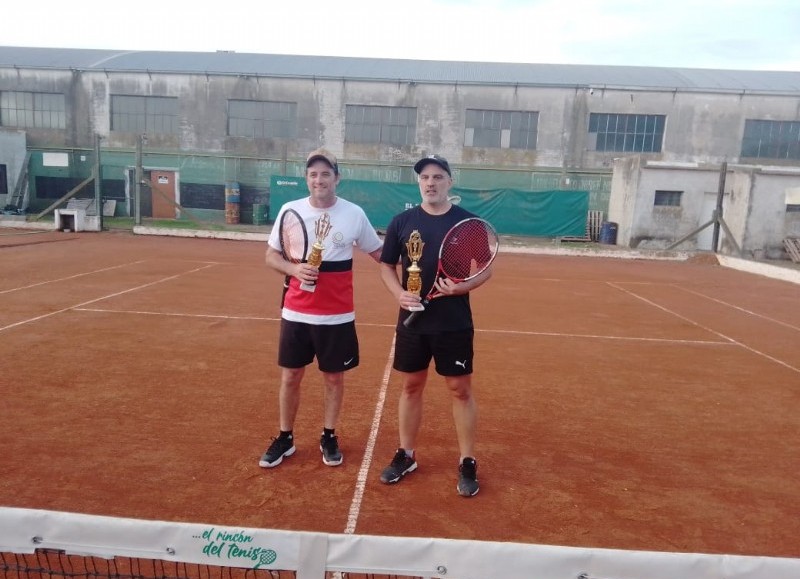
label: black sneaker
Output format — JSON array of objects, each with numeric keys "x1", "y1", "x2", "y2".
[
  {"x1": 320, "y1": 434, "x2": 343, "y2": 466},
  {"x1": 457, "y1": 457, "x2": 479, "y2": 497},
  {"x1": 258, "y1": 435, "x2": 295, "y2": 468},
  {"x1": 380, "y1": 449, "x2": 417, "y2": 484}
]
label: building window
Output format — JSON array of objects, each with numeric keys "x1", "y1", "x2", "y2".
[
  {"x1": 589, "y1": 113, "x2": 665, "y2": 152},
  {"x1": 0, "y1": 164, "x2": 7, "y2": 195},
  {"x1": 464, "y1": 109, "x2": 538, "y2": 150},
  {"x1": 654, "y1": 190, "x2": 682, "y2": 207},
  {"x1": 0, "y1": 91, "x2": 66, "y2": 129},
  {"x1": 111, "y1": 95, "x2": 178, "y2": 134},
  {"x1": 345, "y1": 105, "x2": 416, "y2": 146},
  {"x1": 787, "y1": 204, "x2": 800, "y2": 213},
  {"x1": 741, "y1": 119, "x2": 800, "y2": 160},
  {"x1": 228, "y1": 100, "x2": 297, "y2": 138}
]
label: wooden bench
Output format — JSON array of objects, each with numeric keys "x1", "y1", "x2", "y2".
[{"x1": 559, "y1": 210, "x2": 604, "y2": 243}]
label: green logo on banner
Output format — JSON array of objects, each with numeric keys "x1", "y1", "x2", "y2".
[{"x1": 193, "y1": 527, "x2": 278, "y2": 569}]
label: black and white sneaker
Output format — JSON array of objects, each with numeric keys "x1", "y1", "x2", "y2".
[
  {"x1": 380, "y1": 449, "x2": 417, "y2": 484},
  {"x1": 457, "y1": 457, "x2": 479, "y2": 497},
  {"x1": 259, "y1": 435, "x2": 295, "y2": 468},
  {"x1": 320, "y1": 434, "x2": 343, "y2": 466}
]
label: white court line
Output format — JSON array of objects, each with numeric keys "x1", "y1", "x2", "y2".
[
  {"x1": 0, "y1": 261, "x2": 148, "y2": 295},
  {"x1": 609, "y1": 282, "x2": 800, "y2": 375},
  {"x1": 76, "y1": 307, "x2": 281, "y2": 322},
  {"x1": 70, "y1": 307, "x2": 730, "y2": 346},
  {"x1": 676, "y1": 285, "x2": 800, "y2": 333},
  {"x1": 0, "y1": 264, "x2": 217, "y2": 333},
  {"x1": 344, "y1": 335, "x2": 396, "y2": 536},
  {"x1": 476, "y1": 328, "x2": 731, "y2": 346}
]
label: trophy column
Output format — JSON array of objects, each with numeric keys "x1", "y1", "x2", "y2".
[
  {"x1": 301, "y1": 213, "x2": 332, "y2": 292},
  {"x1": 405, "y1": 230, "x2": 425, "y2": 311}
]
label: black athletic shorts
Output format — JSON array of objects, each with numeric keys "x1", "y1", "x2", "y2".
[
  {"x1": 393, "y1": 327, "x2": 474, "y2": 376},
  {"x1": 278, "y1": 319, "x2": 359, "y2": 373}
]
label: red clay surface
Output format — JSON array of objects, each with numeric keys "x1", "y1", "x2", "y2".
[{"x1": 1, "y1": 229, "x2": 798, "y2": 559}]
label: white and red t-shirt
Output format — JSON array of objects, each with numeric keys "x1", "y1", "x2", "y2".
[{"x1": 268, "y1": 197, "x2": 382, "y2": 325}]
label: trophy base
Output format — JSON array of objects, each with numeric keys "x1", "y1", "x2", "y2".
[
  {"x1": 299, "y1": 282, "x2": 317, "y2": 292},
  {"x1": 407, "y1": 304, "x2": 425, "y2": 312}
]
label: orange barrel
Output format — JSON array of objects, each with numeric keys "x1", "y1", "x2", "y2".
[
  {"x1": 224, "y1": 182, "x2": 240, "y2": 224},
  {"x1": 225, "y1": 202, "x2": 240, "y2": 224}
]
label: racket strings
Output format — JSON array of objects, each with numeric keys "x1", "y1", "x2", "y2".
[
  {"x1": 439, "y1": 221, "x2": 498, "y2": 281},
  {"x1": 280, "y1": 213, "x2": 306, "y2": 263}
]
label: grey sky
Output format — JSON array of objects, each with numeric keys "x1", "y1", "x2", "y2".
[{"x1": 4, "y1": 0, "x2": 799, "y2": 71}]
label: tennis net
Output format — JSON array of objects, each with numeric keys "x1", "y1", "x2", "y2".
[{"x1": 2, "y1": 507, "x2": 799, "y2": 579}]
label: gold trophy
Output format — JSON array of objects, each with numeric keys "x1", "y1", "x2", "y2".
[
  {"x1": 405, "y1": 230, "x2": 426, "y2": 311},
  {"x1": 301, "y1": 212, "x2": 332, "y2": 292}
]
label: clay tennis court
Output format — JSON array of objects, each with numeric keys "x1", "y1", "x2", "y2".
[{"x1": 1, "y1": 228, "x2": 798, "y2": 563}]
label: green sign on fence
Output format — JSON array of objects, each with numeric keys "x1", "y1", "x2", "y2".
[{"x1": 269, "y1": 175, "x2": 588, "y2": 237}]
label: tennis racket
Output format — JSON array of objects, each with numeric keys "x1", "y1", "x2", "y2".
[
  {"x1": 403, "y1": 217, "x2": 499, "y2": 328},
  {"x1": 278, "y1": 208, "x2": 308, "y2": 307}
]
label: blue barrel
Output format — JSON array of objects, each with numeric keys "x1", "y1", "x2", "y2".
[
  {"x1": 224, "y1": 181, "x2": 240, "y2": 204},
  {"x1": 599, "y1": 221, "x2": 618, "y2": 245}
]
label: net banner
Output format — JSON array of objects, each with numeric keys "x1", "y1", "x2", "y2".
[
  {"x1": 2, "y1": 507, "x2": 799, "y2": 579},
  {"x1": 0, "y1": 507, "x2": 310, "y2": 575}
]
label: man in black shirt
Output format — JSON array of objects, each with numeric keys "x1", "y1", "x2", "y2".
[{"x1": 378, "y1": 154, "x2": 493, "y2": 497}]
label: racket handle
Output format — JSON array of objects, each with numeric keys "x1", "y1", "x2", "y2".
[
  {"x1": 403, "y1": 310, "x2": 420, "y2": 328},
  {"x1": 402, "y1": 299, "x2": 428, "y2": 328}
]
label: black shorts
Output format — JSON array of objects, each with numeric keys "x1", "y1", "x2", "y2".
[
  {"x1": 278, "y1": 319, "x2": 359, "y2": 373},
  {"x1": 393, "y1": 327, "x2": 474, "y2": 376}
]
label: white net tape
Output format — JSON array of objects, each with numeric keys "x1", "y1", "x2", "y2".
[{"x1": 1, "y1": 508, "x2": 798, "y2": 579}]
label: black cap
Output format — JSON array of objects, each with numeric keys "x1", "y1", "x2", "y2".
[{"x1": 413, "y1": 154, "x2": 451, "y2": 177}]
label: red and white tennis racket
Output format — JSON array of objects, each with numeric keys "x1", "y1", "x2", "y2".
[
  {"x1": 278, "y1": 208, "x2": 308, "y2": 307},
  {"x1": 403, "y1": 217, "x2": 499, "y2": 328}
]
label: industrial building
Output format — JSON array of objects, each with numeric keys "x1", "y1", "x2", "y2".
[{"x1": 1, "y1": 46, "x2": 799, "y2": 255}]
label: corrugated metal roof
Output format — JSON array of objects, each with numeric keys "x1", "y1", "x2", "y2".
[{"x1": 2, "y1": 46, "x2": 800, "y2": 93}]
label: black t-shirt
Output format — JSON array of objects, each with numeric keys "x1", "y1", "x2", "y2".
[{"x1": 381, "y1": 204, "x2": 477, "y2": 333}]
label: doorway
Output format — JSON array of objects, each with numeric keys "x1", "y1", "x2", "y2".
[{"x1": 150, "y1": 171, "x2": 177, "y2": 219}]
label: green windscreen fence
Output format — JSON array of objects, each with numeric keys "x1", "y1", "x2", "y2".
[{"x1": 269, "y1": 176, "x2": 588, "y2": 237}]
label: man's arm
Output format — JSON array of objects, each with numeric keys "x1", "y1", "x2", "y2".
[
  {"x1": 380, "y1": 261, "x2": 422, "y2": 311},
  {"x1": 434, "y1": 265, "x2": 493, "y2": 296},
  {"x1": 265, "y1": 245, "x2": 318, "y2": 286}
]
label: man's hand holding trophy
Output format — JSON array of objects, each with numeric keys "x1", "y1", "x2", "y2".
[
  {"x1": 300, "y1": 212, "x2": 332, "y2": 292},
  {"x1": 405, "y1": 230, "x2": 426, "y2": 311}
]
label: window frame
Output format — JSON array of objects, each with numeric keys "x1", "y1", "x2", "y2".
[
  {"x1": 0, "y1": 90, "x2": 66, "y2": 129},
  {"x1": 344, "y1": 104, "x2": 417, "y2": 146},
  {"x1": 741, "y1": 119, "x2": 800, "y2": 160},
  {"x1": 464, "y1": 109, "x2": 539, "y2": 150},
  {"x1": 653, "y1": 189, "x2": 683, "y2": 207},
  {"x1": 110, "y1": 95, "x2": 179, "y2": 134},
  {"x1": 227, "y1": 99, "x2": 298, "y2": 139},
  {"x1": 588, "y1": 113, "x2": 665, "y2": 153}
]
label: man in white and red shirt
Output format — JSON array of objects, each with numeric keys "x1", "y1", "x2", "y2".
[{"x1": 260, "y1": 148, "x2": 382, "y2": 470}]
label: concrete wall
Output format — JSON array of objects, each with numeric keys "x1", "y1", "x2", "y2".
[
  {"x1": 610, "y1": 158, "x2": 800, "y2": 257},
  {"x1": 0, "y1": 129, "x2": 27, "y2": 207},
  {"x1": 3, "y1": 67, "x2": 800, "y2": 174},
  {"x1": 3, "y1": 65, "x2": 799, "y2": 243}
]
